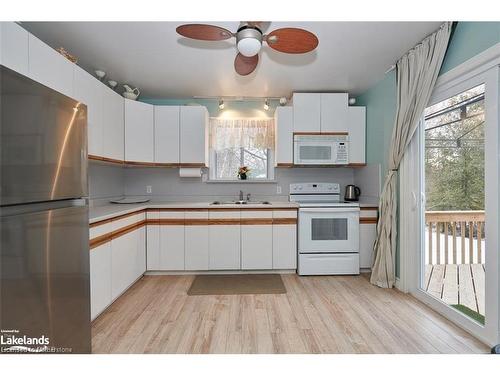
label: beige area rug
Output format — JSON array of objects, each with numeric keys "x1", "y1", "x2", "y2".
[{"x1": 187, "y1": 274, "x2": 287, "y2": 296}]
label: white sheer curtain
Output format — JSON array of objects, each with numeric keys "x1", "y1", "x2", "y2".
[
  {"x1": 209, "y1": 118, "x2": 275, "y2": 151},
  {"x1": 371, "y1": 22, "x2": 453, "y2": 288}
]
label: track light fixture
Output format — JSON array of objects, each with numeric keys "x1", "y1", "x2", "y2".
[
  {"x1": 218, "y1": 99, "x2": 225, "y2": 110},
  {"x1": 263, "y1": 99, "x2": 269, "y2": 111}
]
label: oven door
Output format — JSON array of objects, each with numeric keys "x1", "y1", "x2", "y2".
[
  {"x1": 298, "y1": 207, "x2": 359, "y2": 253},
  {"x1": 294, "y1": 141, "x2": 336, "y2": 165}
]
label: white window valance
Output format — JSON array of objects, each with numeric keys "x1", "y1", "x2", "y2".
[{"x1": 209, "y1": 118, "x2": 275, "y2": 151}]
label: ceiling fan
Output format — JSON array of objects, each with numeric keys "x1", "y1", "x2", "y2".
[{"x1": 176, "y1": 22, "x2": 319, "y2": 76}]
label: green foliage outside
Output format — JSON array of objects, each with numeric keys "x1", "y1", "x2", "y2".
[{"x1": 424, "y1": 85, "x2": 485, "y2": 212}]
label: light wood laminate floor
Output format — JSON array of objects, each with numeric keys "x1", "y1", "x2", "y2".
[{"x1": 91, "y1": 274, "x2": 488, "y2": 353}]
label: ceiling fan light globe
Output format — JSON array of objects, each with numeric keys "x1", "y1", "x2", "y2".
[{"x1": 237, "y1": 38, "x2": 262, "y2": 57}]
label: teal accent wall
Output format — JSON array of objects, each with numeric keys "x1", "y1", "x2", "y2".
[
  {"x1": 140, "y1": 98, "x2": 279, "y2": 118},
  {"x1": 356, "y1": 70, "x2": 397, "y2": 176},
  {"x1": 440, "y1": 22, "x2": 500, "y2": 74},
  {"x1": 355, "y1": 21, "x2": 500, "y2": 278}
]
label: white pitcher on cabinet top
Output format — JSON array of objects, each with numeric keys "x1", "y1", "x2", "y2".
[{"x1": 122, "y1": 84, "x2": 140, "y2": 100}]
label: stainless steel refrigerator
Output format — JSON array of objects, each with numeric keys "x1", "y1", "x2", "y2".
[{"x1": 0, "y1": 66, "x2": 91, "y2": 353}]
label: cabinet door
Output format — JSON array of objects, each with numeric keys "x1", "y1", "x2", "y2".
[
  {"x1": 89, "y1": 241, "x2": 112, "y2": 320},
  {"x1": 209, "y1": 211, "x2": 240, "y2": 270},
  {"x1": 146, "y1": 210, "x2": 160, "y2": 270},
  {"x1": 1, "y1": 22, "x2": 29, "y2": 75},
  {"x1": 159, "y1": 211, "x2": 185, "y2": 270},
  {"x1": 241, "y1": 211, "x2": 273, "y2": 270},
  {"x1": 274, "y1": 106, "x2": 293, "y2": 166},
  {"x1": 154, "y1": 106, "x2": 180, "y2": 164},
  {"x1": 273, "y1": 224, "x2": 297, "y2": 270},
  {"x1": 359, "y1": 223, "x2": 376, "y2": 269},
  {"x1": 135, "y1": 226, "x2": 146, "y2": 278},
  {"x1": 185, "y1": 211, "x2": 209, "y2": 270},
  {"x1": 28, "y1": 34, "x2": 74, "y2": 97},
  {"x1": 111, "y1": 230, "x2": 137, "y2": 300},
  {"x1": 348, "y1": 106, "x2": 366, "y2": 164},
  {"x1": 293, "y1": 93, "x2": 320, "y2": 133},
  {"x1": 179, "y1": 106, "x2": 208, "y2": 166},
  {"x1": 74, "y1": 66, "x2": 103, "y2": 157},
  {"x1": 125, "y1": 99, "x2": 154, "y2": 162},
  {"x1": 320, "y1": 93, "x2": 348, "y2": 133},
  {"x1": 102, "y1": 87, "x2": 124, "y2": 161}
]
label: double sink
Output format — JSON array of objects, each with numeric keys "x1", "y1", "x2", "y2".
[{"x1": 211, "y1": 200, "x2": 271, "y2": 205}]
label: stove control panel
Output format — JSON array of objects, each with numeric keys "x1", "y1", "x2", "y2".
[{"x1": 289, "y1": 183, "x2": 340, "y2": 194}]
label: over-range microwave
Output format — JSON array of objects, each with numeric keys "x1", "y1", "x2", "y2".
[{"x1": 293, "y1": 134, "x2": 349, "y2": 165}]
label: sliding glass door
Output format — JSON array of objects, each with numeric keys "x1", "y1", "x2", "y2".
[{"x1": 405, "y1": 65, "x2": 499, "y2": 346}]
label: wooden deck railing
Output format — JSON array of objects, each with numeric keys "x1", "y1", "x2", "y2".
[{"x1": 425, "y1": 211, "x2": 485, "y2": 265}]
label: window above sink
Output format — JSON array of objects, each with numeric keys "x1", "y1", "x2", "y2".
[{"x1": 208, "y1": 118, "x2": 275, "y2": 181}]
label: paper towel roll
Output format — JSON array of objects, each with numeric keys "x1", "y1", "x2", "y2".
[{"x1": 179, "y1": 167, "x2": 202, "y2": 178}]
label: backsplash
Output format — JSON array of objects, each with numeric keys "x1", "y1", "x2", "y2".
[
  {"x1": 88, "y1": 163, "x2": 380, "y2": 205},
  {"x1": 88, "y1": 163, "x2": 125, "y2": 200}
]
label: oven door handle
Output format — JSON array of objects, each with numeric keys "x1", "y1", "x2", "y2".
[{"x1": 299, "y1": 207, "x2": 360, "y2": 213}]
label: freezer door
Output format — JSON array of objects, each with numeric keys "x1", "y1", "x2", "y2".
[
  {"x1": 0, "y1": 66, "x2": 87, "y2": 205},
  {"x1": 0, "y1": 199, "x2": 91, "y2": 353}
]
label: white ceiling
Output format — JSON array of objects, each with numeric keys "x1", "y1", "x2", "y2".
[{"x1": 21, "y1": 21, "x2": 442, "y2": 99}]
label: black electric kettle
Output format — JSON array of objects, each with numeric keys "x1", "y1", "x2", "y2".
[{"x1": 344, "y1": 185, "x2": 361, "y2": 201}]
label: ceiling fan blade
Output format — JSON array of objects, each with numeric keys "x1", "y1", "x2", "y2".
[
  {"x1": 265, "y1": 28, "x2": 319, "y2": 54},
  {"x1": 234, "y1": 53, "x2": 259, "y2": 76},
  {"x1": 176, "y1": 24, "x2": 233, "y2": 41}
]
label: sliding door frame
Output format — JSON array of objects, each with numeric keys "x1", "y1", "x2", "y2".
[{"x1": 399, "y1": 45, "x2": 500, "y2": 346}]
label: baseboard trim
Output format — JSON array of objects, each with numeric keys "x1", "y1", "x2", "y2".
[{"x1": 145, "y1": 269, "x2": 297, "y2": 276}]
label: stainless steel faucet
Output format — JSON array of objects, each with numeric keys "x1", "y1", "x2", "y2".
[
  {"x1": 246, "y1": 193, "x2": 251, "y2": 202},
  {"x1": 239, "y1": 190, "x2": 244, "y2": 201}
]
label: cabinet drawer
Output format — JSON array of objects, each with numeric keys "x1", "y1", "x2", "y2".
[{"x1": 298, "y1": 253, "x2": 359, "y2": 275}]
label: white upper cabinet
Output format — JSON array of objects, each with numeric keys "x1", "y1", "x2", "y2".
[
  {"x1": 124, "y1": 99, "x2": 154, "y2": 163},
  {"x1": 102, "y1": 86, "x2": 124, "y2": 161},
  {"x1": 0, "y1": 22, "x2": 29, "y2": 76},
  {"x1": 74, "y1": 66, "x2": 103, "y2": 157},
  {"x1": 320, "y1": 93, "x2": 348, "y2": 133},
  {"x1": 28, "y1": 34, "x2": 74, "y2": 97},
  {"x1": 154, "y1": 106, "x2": 180, "y2": 164},
  {"x1": 348, "y1": 106, "x2": 366, "y2": 164},
  {"x1": 293, "y1": 93, "x2": 321, "y2": 133},
  {"x1": 274, "y1": 106, "x2": 294, "y2": 166},
  {"x1": 179, "y1": 106, "x2": 208, "y2": 166}
]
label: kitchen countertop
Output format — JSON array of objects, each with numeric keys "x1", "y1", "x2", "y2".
[{"x1": 89, "y1": 201, "x2": 300, "y2": 223}]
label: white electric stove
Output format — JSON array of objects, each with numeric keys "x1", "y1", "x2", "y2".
[{"x1": 290, "y1": 183, "x2": 360, "y2": 275}]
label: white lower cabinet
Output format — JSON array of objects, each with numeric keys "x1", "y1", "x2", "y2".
[
  {"x1": 272, "y1": 225, "x2": 297, "y2": 269},
  {"x1": 146, "y1": 210, "x2": 160, "y2": 270},
  {"x1": 241, "y1": 211, "x2": 273, "y2": 270},
  {"x1": 135, "y1": 226, "x2": 146, "y2": 277},
  {"x1": 89, "y1": 242, "x2": 112, "y2": 321},
  {"x1": 209, "y1": 211, "x2": 240, "y2": 270},
  {"x1": 159, "y1": 211, "x2": 185, "y2": 270},
  {"x1": 359, "y1": 223, "x2": 376, "y2": 269},
  {"x1": 111, "y1": 230, "x2": 140, "y2": 300},
  {"x1": 185, "y1": 211, "x2": 209, "y2": 271},
  {"x1": 272, "y1": 210, "x2": 297, "y2": 269}
]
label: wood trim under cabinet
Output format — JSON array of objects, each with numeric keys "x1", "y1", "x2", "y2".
[
  {"x1": 360, "y1": 206, "x2": 378, "y2": 211},
  {"x1": 360, "y1": 217, "x2": 378, "y2": 224},
  {"x1": 276, "y1": 163, "x2": 294, "y2": 168},
  {"x1": 90, "y1": 209, "x2": 147, "y2": 228},
  {"x1": 272, "y1": 218, "x2": 298, "y2": 225},
  {"x1": 88, "y1": 154, "x2": 124, "y2": 165},
  {"x1": 90, "y1": 220, "x2": 146, "y2": 249}
]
